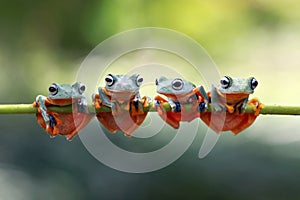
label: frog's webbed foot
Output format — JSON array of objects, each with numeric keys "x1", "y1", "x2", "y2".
[
  {"x1": 45, "y1": 114, "x2": 62, "y2": 137},
  {"x1": 45, "y1": 114, "x2": 56, "y2": 135},
  {"x1": 198, "y1": 102, "x2": 207, "y2": 112},
  {"x1": 77, "y1": 98, "x2": 88, "y2": 113},
  {"x1": 124, "y1": 132, "x2": 132, "y2": 137},
  {"x1": 141, "y1": 96, "x2": 150, "y2": 108},
  {"x1": 225, "y1": 105, "x2": 235, "y2": 114},
  {"x1": 92, "y1": 94, "x2": 102, "y2": 109},
  {"x1": 153, "y1": 95, "x2": 166, "y2": 115},
  {"x1": 131, "y1": 96, "x2": 149, "y2": 116},
  {"x1": 193, "y1": 86, "x2": 208, "y2": 113},
  {"x1": 65, "y1": 131, "x2": 78, "y2": 141},
  {"x1": 248, "y1": 97, "x2": 264, "y2": 116}
]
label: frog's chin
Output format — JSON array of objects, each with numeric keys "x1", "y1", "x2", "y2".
[
  {"x1": 158, "y1": 90, "x2": 195, "y2": 99},
  {"x1": 224, "y1": 93, "x2": 251, "y2": 100},
  {"x1": 108, "y1": 91, "x2": 138, "y2": 100},
  {"x1": 47, "y1": 98, "x2": 81, "y2": 106}
]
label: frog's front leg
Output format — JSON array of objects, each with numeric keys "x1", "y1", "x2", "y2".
[
  {"x1": 34, "y1": 95, "x2": 57, "y2": 134},
  {"x1": 210, "y1": 84, "x2": 226, "y2": 112},
  {"x1": 168, "y1": 98, "x2": 181, "y2": 112},
  {"x1": 248, "y1": 97, "x2": 264, "y2": 116},
  {"x1": 92, "y1": 93, "x2": 101, "y2": 109},
  {"x1": 99, "y1": 87, "x2": 113, "y2": 108},
  {"x1": 77, "y1": 97, "x2": 88, "y2": 113},
  {"x1": 196, "y1": 86, "x2": 208, "y2": 112},
  {"x1": 35, "y1": 95, "x2": 50, "y2": 124},
  {"x1": 153, "y1": 95, "x2": 167, "y2": 115},
  {"x1": 98, "y1": 87, "x2": 119, "y2": 115},
  {"x1": 236, "y1": 97, "x2": 249, "y2": 113}
]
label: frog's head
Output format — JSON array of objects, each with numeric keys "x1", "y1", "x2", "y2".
[
  {"x1": 48, "y1": 82, "x2": 86, "y2": 99},
  {"x1": 155, "y1": 76, "x2": 195, "y2": 96},
  {"x1": 218, "y1": 76, "x2": 258, "y2": 94},
  {"x1": 104, "y1": 74, "x2": 143, "y2": 94}
]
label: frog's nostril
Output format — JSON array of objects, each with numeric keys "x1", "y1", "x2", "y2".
[{"x1": 155, "y1": 79, "x2": 158, "y2": 86}]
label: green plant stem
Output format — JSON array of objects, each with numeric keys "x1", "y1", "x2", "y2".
[{"x1": 0, "y1": 103, "x2": 300, "y2": 115}]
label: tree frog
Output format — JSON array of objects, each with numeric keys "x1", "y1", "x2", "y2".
[
  {"x1": 154, "y1": 76, "x2": 206, "y2": 129},
  {"x1": 33, "y1": 82, "x2": 93, "y2": 140},
  {"x1": 200, "y1": 76, "x2": 264, "y2": 134},
  {"x1": 93, "y1": 74, "x2": 149, "y2": 136}
]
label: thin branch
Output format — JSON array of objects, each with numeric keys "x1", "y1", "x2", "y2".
[{"x1": 0, "y1": 103, "x2": 300, "y2": 115}]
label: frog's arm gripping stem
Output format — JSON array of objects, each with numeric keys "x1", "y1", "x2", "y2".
[
  {"x1": 168, "y1": 98, "x2": 181, "y2": 112},
  {"x1": 35, "y1": 95, "x2": 50, "y2": 123},
  {"x1": 210, "y1": 84, "x2": 226, "y2": 112},
  {"x1": 197, "y1": 86, "x2": 209, "y2": 112},
  {"x1": 77, "y1": 97, "x2": 88, "y2": 113},
  {"x1": 198, "y1": 86, "x2": 209, "y2": 102},
  {"x1": 98, "y1": 87, "x2": 114, "y2": 108}
]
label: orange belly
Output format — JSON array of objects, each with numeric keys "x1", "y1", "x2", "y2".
[
  {"x1": 200, "y1": 112, "x2": 258, "y2": 135},
  {"x1": 96, "y1": 111, "x2": 147, "y2": 136},
  {"x1": 36, "y1": 105, "x2": 93, "y2": 140}
]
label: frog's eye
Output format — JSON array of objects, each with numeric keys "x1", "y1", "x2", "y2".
[
  {"x1": 155, "y1": 79, "x2": 159, "y2": 86},
  {"x1": 78, "y1": 83, "x2": 86, "y2": 94},
  {"x1": 49, "y1": 84, "x2": 58, "y2": 95},
  {"x1": 136, "y1": 75, "x2": 143, "y2": 87},
  {"x1": 172, "y1": 78, "x2": 184, "y2": 90},
  {"x1": 105, "y1": 74, "x2": 115, "y2": 86},
  {"x1": 220, "y1": 76, "x2": 231, "y2": 89},
  {"x1": 250, "y1": 77, "x2": 258, "y2": 90}
]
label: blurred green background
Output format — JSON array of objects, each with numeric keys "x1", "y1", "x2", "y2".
[{"x1": 1, "y1": 0, "x2": 300, "y2": 199}]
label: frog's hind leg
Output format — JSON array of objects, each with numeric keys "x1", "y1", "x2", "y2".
[
  {"x1": 165, "y1": 112, "x2": 180, "y2": 129},
  {"x1": 65, "y1": 130, "x2": 78, "y2": 141}
]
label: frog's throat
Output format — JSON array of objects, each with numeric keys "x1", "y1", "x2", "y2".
[
  {"x1": 223, "y1": 93, "x2": 250, "y2": 100},
  {"x1": 103, "y1": 88, "x2": 137, "y2": 100},
  {"x1": 160, "y1": 90, "x2": 196, "y2": 101},
  {"x1": 47, "y1": 98, "x2": 81, "y2": 106}
]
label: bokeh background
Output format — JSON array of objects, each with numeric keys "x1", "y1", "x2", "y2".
[{"x1": 1, "y1": 0, "x2": 300, "y2": 199}]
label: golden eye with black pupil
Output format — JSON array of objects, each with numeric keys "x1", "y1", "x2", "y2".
[
  {"x1": 220, "y1": 76, "x2": 231, "y2": 89},
  {"x1": 105, "y1": 74, "x2": 115, "y2": 86},
  {"x1": 49, "y1": 84, "x2": 58, "y2": 95},
  {"x1": 172, "y1": 78, "x2": 184, "y2": 90}
]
